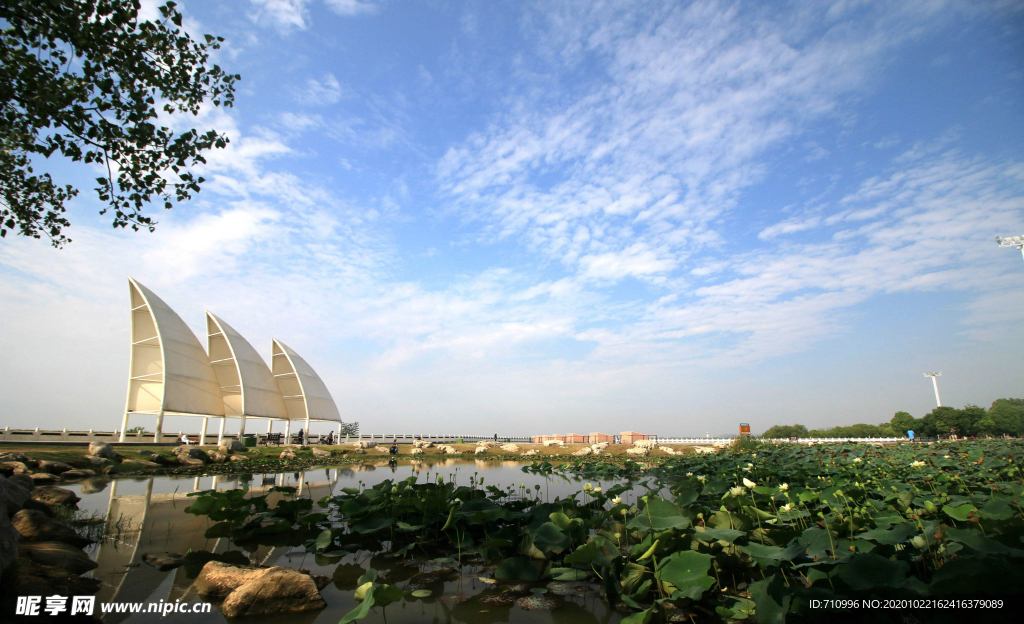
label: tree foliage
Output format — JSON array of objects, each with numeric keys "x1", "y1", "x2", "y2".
[{"x1": 0, "y1": 0, "x2": 238, "y2": 246}]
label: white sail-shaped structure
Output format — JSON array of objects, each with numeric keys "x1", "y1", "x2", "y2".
[
  {"x1": 121, "y1": 278, "x2": 224, "y2": 442},
  {"x1": 206, "y1": 312, "x2": 289, "y2": 443},
  {"x1": 272, "y1": 338, "x2": 341, "y2": 436}
]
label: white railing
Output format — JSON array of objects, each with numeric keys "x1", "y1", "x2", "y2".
[{"x1": 654, "y1": 437, "x2": 906, "y2": 444}]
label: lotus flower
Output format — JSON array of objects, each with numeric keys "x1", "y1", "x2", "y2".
[
  {"x1": 612, "y1": 496, "x2": 622, "y2": 505},
  {"x1": 730, "y1": 486, "x2": 746, "y2": 497},
  {"x1": 780, "y1": 503, "x2": 793, "y2": 512},
  {"x1": 743, "y1": 477, "x2": 756, "y2": 489},
  {"x1": 853, "y1": 458, "x2": 862, "y2": 463},
  {"x1": 593, "y1": 486, "x2": 602, "y2": 494},
  {"x1": 778, "y1": 483, "x2": 789, "y2": 491},
  {"x1": 911, "y1": 460, "x2": 926, "y2": 467}
]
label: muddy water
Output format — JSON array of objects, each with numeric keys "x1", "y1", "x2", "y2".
[{"x1": 65, "y1": 459, "x2": 655, "y2": 623}]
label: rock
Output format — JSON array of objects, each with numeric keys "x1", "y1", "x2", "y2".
[
  {"x1": 354, "y1": 441, "x2": 377, "y2": 449},
  {"x1": 137, "y1": 448, "x2": 156, "y2": 456},
  {"x1": 625, "y1": 447, "x2": 649, "y2": 456},
  {"x1": 693, "y1": 446, "x2": 716, "y2": 455},
  {"x1": 179, "y1": 457, "x2": 206, "y2": 466},
  {"x1": 350, "y1": 449, "x2": 366, "y2": 455},
  {"x1": 83, "y1": 455, "x2": 111, "y2": 466},
  {"x1": 173, "y1": 446, "x2": 210, "y2": 462},
  {"x1": 633, "y1": 440, "x2": 657, "y2": 449},
  {"x1": 10, "y1": 555, "x2": 102, "y2": 597},
  {"x1": 439, "y1": 445, "x2": 460, "y2": 454},
  {"x1": 573, "y1": 447, "x2": 592, "y2": 456},
  {"x1": 500, "y1": 444, "x2": 519, "y2": 453},
  {"x1": 143, "y1": 551, "x2": 185, "y2": 571},
  {"x1": 88, "y1": 441, "x2": 118, "y2": 459},
  {"x1": 543, "y1": 440, "x2": 564, "y2": 447},
  {"x1": 375, "y1": 446, "x2": 391, "y2": 453},
  {"x1": 11, "y1": 509, "x2": 91, "y2": 548},
  {"x1": 658, "y1": 446, "x2": 679, "y2": 455},
  {"x1": 219, "y1": 440, "x2": 246, "y2": 453},
  {"x1": 0, "y1": 461, "x2": 31, "y2": 476},
  {"x1": 28, "y1": 473, "x2": 59, "y2": 486},
  {"x1": 151, "y1": 453, "x2": 176, "y2": 466},
  {"x1": 474, "y1": 447, "x2": 488, "y2": 455},
  {"x1": 36, "y1": 460, "x2": 75, "y2": 475},
  {"x1": 194, "y1": 561, "x2": 274, "y2": 598},
  {"x1": 8, "y1": 473, "x2": 35, "y2": 491},
  {"x1": 60, "y1": 469, "x2": 96, "y2": 481},
  {"x1": 80, "y1": 477, "x2": 110, "y2": 494},
  {"x1": 208, "y1": 451, "x2": 227, "y2": 464},
  {"x1": 19, "y1": 541, "x2": 98, "y2": 575},
  {"x1": 298, "y1": 445, "x2": 311, "y2": 451},
  {"x1": 122, "y1": 459, "x2": 160, "y2": 468},
  {"x1": 280, "y1": 450, "x2": 297, "y2": 460},
  {"x1": 220, "y1": 567, "x2": 327, "y2": 617},
  {"x1": 412, "y1": 439, "x2": 433, "y2": 448},
  {"x1": 0, "y1": 474, "x2": 31, "y2": 515},
  {"x1": 521, "y1": 449, "x2": 538, "y2": 456},
  {"x1": 229, "y1": 455, "x2": 250, "y2": 462},
  {"x1": 312, "y1": 448, "x2": 331, "y2": 457},
  {"x1": 408, "y1": 448, "x2": 423, "y2": 455},
  {"x1": 22, "y1": 499, "x2": 54, "y2": 517},
  {"x1": 476, "y1": 440, "x2": 497, "y2": 448},
  {"x1": 591, "y1": 442, "x2": 609, "y2": 450},
  {"x1": 0, "y1": 452, "x2": 31, "y2": 463}
]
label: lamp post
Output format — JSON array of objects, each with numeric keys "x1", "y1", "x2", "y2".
[
  {"x1": 995, "y1": 235, "x2": 1024, "y2": 262},
  {"x1": 924, "y1": 372, "x2": 942, "y2": 407}
]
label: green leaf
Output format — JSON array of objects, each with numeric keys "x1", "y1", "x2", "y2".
[
  {"x1": 494, "y1": 556, "x2": 541, "y2": 581},
  {"x1": 836, "y1": 553, "x2": 909, "y2": 591},
  {"x1": 620, "y1": 607, "x2": 653, "y2": 624},
  {"x1": 564, "y1": 539, "x2": 601, "y2": 565},
  {"x1": 943, "y1": 503, "x2": 977, "y2": 522},
  {"x1": 373, "y1": 584, "x2": 404, "y2": 607},
  {"x1": 353, "y1": 581, "x2": 373, "y2": 602},
  {"x1": 620, "y1": 562, "x2": 647, "y2": 594},
  {"x1": 655, "y1": 551, "x2": 716, "y2": 600},
  {"x1": 549, "y1": 511, "x2": 572, "y2": 530},
  {"x1": 945, "y1": 528, "x2": 1024, "y2": 556},
  {"x1": 749, "y1": 573, "x2": 791, "y2": 624},
  {"x1": 340, "y1": 586, "x2": 376, "y2": 623},
  {"x1": 314, "y1": 529, "x2": 333, "y2": 552},
  {"x1": 410, "y1": 589, "x2": 432, "y2": 598},
  {"x1": 531, "y1": 522, "x2": 570, "y2": 553},
  {"x1": 551, "y1": 568, "x2": 588, "y2": 581},
  {"x1": 203, "y1": 521, "x2": 233, "y2": 538},
  {"x1": 976, "y1": 498, "x2": 1014, "y2": 521},
  {"x1": 856, "y1": 523, "x2": 916, "y2": 545}
]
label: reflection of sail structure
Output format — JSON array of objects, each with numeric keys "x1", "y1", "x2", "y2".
[
  {"x1": 206, "y1": 313, "x2": 289, "y2": 444},
  {"x1": 120, "y1": 278, "x2": 224, "y2": 442},
  {"x1": 272, "y1": 338, "x2": 341, "y2": 438}
]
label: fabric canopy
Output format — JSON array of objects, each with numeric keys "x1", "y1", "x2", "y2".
[
  {"x1": 207, "y1": 312, "x2": 289, "y2": 419},
  {"x1": 271, "y1": 338, "x2": 341, "y2": 422}
]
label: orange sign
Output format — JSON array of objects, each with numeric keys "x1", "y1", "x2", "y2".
[{"x1": 739, "y1": 423, "x2": 751, "y2": 438}]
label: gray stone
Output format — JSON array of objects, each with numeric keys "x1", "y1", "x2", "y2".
[
  {"x1": 151, "y1": 454, "x2": 176, "y2": 466},
  {"x1": 220, "y1": 567, "x2": 327, "y2": 617},
  {"x1": 179, "y1": 457, "x2": 206, "y2": 466},
  {"x1": 0, "y1": 461, "x2": 30, "y2": 476},
  {"x1": 137, "y1": 448, "x2": 156, "y2": 456},
  {"x1": 0, "y1": 452, "x2": 30, "y2": 463},
  {"x1": 173, "y1": 446, "x2": 210, "y2": 462},
  {"x1": 60, "y1": 469, "x2": 96, "y2": 481},
  {"x1": 83, "y1": 455, "x2": 111, "y2": 466},
  {"x1": 19, "y1": 541, "x2": 98, "y2": 575},
  {"x1": 88, "y1": 441, "x2": 118, "y2": 459},
  {"x1": 219, "y1": 440, "x2": 246, "y2": 453},
  {"x1": 312, "y1": 448, "x2": 331, "y2": 458},
  {"x1": 22, "y1": 499, "x2": 54, "y2": 517},
  {"x1": 8, "y1": 473, "x2": 34, "y2": 491},
  {"x1": 208, "y1": 451, "x2": 226, "y2": 464},
  {"x1": 229, "y1": 455, "x2": 250, "y2": 462},
  {"x1": 28, "y1": 473, "x2": 59, "y2": 486},
  {"x1": 143, "y1": 551, "x2": 184, "y2": 571},
  {"x1": 122, "y1": 459, "x2": 160, "y2": 468},
  {"x1": 36, "y1": 460, "x2": 74, "y2": 475},
  {"x1": 30, "y1": 483, "x2": 79, "y2": 508},
  {"x1": 279, "y1": 450, "x2": 297, "y2": 460},
  {"x1": 0, "y1": 474, "x2": 31, "y2": 516},
  {"x1": 11, "y1": 509, "x2": 91, "y2": 548}
]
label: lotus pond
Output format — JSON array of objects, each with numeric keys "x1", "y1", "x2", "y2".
[{"x1": 69, "y1": 441, "x2": 1023, "y2": 623}]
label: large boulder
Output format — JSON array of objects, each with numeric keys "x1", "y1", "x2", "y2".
[
  {"x1": 500, "y1": 444, "x2": 519, "y2": 453},
  {"x1": 280, "y1": 450, "x2": 297, "y2": 460},
  {"x1": 151, "y1": 453, "x2": 177, "y2": 466},
  {"x1": 194, "y1": 561, "x2": 274, "y2": 598},
  {"x1": 409, "y1": 448, "x2": 424, "y2": 455},
  {"x1": 572, "y1": 447, "x2": 592, "y2": 456},
  {"x1": 412, "y1": 439, "x2": 432, "y2": 448},
  {"x1": 0, "y1": 452, "x2": 31, "y2": 463},
  {"x1": 220, "y1": 567, "x2": 328, "y2": 617},
  {"x1": 173, "y1": 447, "x2": 210, "y2": 462},
  {"x1": 30, "y1": 483, "x2": 78, "y2": 508},
  {"x1": 625, "y1": 446, "x2": 649, "y2": 456},
  {"x1": 19, "y1": 541, "x2": 98, "y2": 575},
  {"x1": 122, "y1": 459, "x2": 160, "y2": 468},
  {"x1": 0, "y1": 484, "x2": 20, "y2": 577},
  {"x1": 9, "y1": 556, "x2": 101, "y2": 597},
  {"x1": 229, "y1": 455, "x2": 250, "y2": 462},
  {"x1": 219, "y1": 440, "x2": 246, "y2": 453},
  {"x1": 28, "y1": 473, "x2": 58, "y2": 486},
  {"x1": 0, "y1": 461, "x2": 31, "y2": 476},
  {"x1": 354, "y1": 441, "x2": 377, "y2": 449},
  {"x1": 11, "y1": 509, "x2": 91, "y2": 547},
  {"x1": 36, "y1": 460, "x2": 75, "y2": 475},
  {"x1": 0, "y1": 474, "x2": 31, "y2": 515},
  {"x1": 8, "y1": 473, "x2": 34, "y2": 491},
  {"x1": 474, "y1": 447, "x2": 488, "y2": 455},
  {"x1": 633, "y1": 439, "x2": 657, "y2": 449},
  {"x1": 312, "y1": 448, "x2": 331, "y2": 458},
  {"x1": 207, "y1": 451, "x2": 227, "y2": 464},
  {"x1": 143, "y1": 551, "x2": 185, "y2": 571},
  {"x1": 88, "y1": 441, "x2": 118, "y2": 459}
]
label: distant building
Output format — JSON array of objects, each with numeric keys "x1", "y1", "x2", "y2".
[
  {"x1": 565, "y1": 433, "x2": 588, "y2": 443},
  {"x1": 620, "y1": 431, "x2": 653, "y2": 445},
  {"x1": 589, "y1": 432, "x2": 614, "y2": 444}
]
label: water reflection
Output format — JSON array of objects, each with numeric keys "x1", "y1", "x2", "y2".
[{"x1": 68, "y1": 460, "x2": 647, "y2": 623}]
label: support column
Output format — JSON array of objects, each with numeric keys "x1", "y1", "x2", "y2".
[
  {"x1": 217, "y1": 417, "x2": 227, "y2": 445},
  {"x1": 239, "y1": 416, "x2": 247, "y2": 439},
  {"x1": 153, "y1": 411, "x2": 164, "y2": 443},
  {"x1": 304, "y1": 417, "x2": 310, "y2": 444},
  {"x1": 199, "y1": 417, "x2": 209, "y2": 446},
  {"x1": 268, "y1": 420, "x2": 274, "y2": 433},
  {"x1": 285, "y1": 420, "x2": 292, "y2": 443},
  {"x1": 119, "y1": 412, "x2": 131, "y2": 443}
]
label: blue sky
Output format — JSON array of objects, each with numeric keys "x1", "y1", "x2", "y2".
[{"x1": 1, "y1": 0, "x2": 1022, "y2": 436}]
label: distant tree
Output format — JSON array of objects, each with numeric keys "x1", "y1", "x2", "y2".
[
  {"x1": 759, "y1": 424, "x2": 808, "y2": 439},
  {"x1": 988, "y1": 399, "x2": 1024, "y2": 436},
  {"x1": 0, "y1": 0, "x2": 238, "y2": 246},
  {"x1": 890, "y1": 411, "x2": 917, "y2": 436},
  {"x1": 339, "y1": 422, "x2": 359, "y2": 436}
]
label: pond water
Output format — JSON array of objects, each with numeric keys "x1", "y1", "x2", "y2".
[{"x1": 64, "y1": 459, "x2": 654, "y2": 623}]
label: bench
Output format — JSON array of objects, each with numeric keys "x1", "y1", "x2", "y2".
[{"x1": 264, "y1": 433, "x2": 283, "y2": 446}]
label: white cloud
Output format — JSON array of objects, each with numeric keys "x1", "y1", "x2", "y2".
[
  {"x1": 325, "y1": 0, "x2": 380, "y2": 17},
  {"x1": 249, "y1": 0, "x2": 311, "y2": 31},
  {"x1": 300, "y1": 73, "x2": 345, "y2": 105}
]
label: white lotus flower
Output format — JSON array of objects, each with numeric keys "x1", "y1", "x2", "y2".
[
  {"x1": 778, "y1": 483, "x2": 789, "y2": 491},
  {"x1": 729, "y1": 486, "x2": 746, "y2": 497},
  {"x1": 780, "y1": 503, "x2": 793, "y2": 512},
  {"x1": 742, "y1": 477, "x2": 756, "y2": 489},
  {"x1": 593, "y1": 486, "x2": 602, "y2": 494},
  {"x1": 686, "y1": 472, "x2": 693, "y2": 476},
  {"x1": 853, "y1": 458, "x2": 862, "y2": 463},
  {"x1": 697, "y1": 475, "x2": 707, "y2": 483},
  {"x1": 612, "y1": 496, "x2": 622, "y2": 505},
  {"x1": 911, "y1": 461, "x2": 926, "y2": 467}
]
